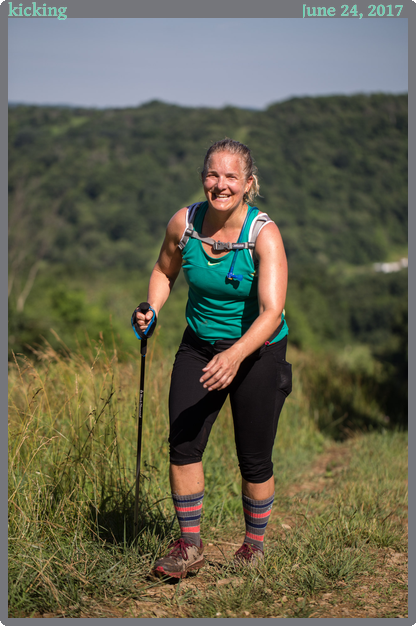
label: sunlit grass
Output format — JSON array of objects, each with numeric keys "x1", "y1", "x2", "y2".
[{"x1": 8, "y1": 332, "x2": 407, "y2": 617}]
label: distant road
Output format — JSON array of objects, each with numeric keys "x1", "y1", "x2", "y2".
[{"x1": 373, "y1": 258, "x2": 408, "y2": 274}]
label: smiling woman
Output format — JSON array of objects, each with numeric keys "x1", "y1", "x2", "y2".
[{"x1": 133, "y1": 138, "x2": 291, "y2": 579}]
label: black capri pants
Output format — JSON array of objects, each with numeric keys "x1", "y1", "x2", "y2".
[{"x1": 168, "y1": 325, "x2": 292, "y2": 484}]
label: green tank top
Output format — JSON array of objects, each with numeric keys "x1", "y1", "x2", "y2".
[{"x1": 181, "y1": 202, "x2": 289, "y2": 344}]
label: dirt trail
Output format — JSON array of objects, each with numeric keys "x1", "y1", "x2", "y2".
[
  {"x1": 31, "y1": 441, "x2": 408, "y2": 618},
  {"x1": 201, "y1": 442, "x2": 354, "y2": 563},
  {"x1": 273, "y1": 442, "x2": 408, "y2": 618},
  {"x1": 128, "y1": 441, "x2": 408, "y2": 619},
  {"x1": 171, "y1": 441, "x2": 407, "y2": 619}
]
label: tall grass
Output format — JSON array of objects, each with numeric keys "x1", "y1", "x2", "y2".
[
  {"x1": 8, "y1": 331, "x2": 407, "y2": 617},
  {"x1": 8, "y1": 330, "x2": 322, "y2": 613}
]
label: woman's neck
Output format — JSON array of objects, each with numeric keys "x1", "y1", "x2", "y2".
[{"x1": 203, "y1": 202, "x2": 248, "y2": 236}]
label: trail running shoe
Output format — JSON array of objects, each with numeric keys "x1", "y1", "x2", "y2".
[
  {"x1": 152, "y1": 538, "x2": 205, "y2": 579},
  {"x1": 234, "y1": 542, "x2": 264, "y2": 566}
]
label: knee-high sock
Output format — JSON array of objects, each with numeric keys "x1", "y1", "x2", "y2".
[
  {"x1": 172, "y1": 490, "x2": 204, "y2": 547},
  {"x1": 242, "y1": 493, "x2": 274, "y2": 551}
]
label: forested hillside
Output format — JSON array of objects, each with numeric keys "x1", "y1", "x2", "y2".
[
  {"x1": 9, "y1": 94, "x2": 407, "y2": 273},
  {"x1": 8, "y1": 94, "x2": 407, "y2": 425}
]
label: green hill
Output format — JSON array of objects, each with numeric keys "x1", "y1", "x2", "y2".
[
  {"x1": 9, "y1": 94, "x2": 407, "y2": 275},
  {"x1": 8, "y1": 95, "x2": 408, "y2": 427}
]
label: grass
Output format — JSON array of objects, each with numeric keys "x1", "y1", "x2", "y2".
[{"x1": 8, "y1": 332, "x2": 408, "y2": 618}]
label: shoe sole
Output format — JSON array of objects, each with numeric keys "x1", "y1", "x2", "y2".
[{"x1": 152, "y1": 556, "x2": 205, "y2": 579}]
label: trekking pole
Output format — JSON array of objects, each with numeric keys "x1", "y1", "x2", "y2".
[{"x1": 131, "y1": 302, "x2": 157, "y2": 540}]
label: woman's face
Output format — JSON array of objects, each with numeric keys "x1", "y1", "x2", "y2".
[{"x1": 203, "y1": 151, "x2": 253, "y2": 214}]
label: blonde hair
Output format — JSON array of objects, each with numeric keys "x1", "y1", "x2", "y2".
[{"x1": 201, "y1": 138, "x2": 261, "y2": 205}]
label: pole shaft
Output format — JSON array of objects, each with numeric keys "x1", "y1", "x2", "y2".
[{"x1": 133, "y1": 339, "x2": 147, "y2": 539}]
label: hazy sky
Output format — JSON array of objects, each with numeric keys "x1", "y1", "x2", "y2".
[{"x1": 8, "y1": 18, "x2": 408, "y2": 109}]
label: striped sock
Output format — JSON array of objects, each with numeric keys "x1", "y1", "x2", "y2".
[
  {"x1": 172, "y1": 490, "x2": 204, "y2": 547},
  {"x1": 242, "y1": 493, "x2": 275, "y2": 552}
]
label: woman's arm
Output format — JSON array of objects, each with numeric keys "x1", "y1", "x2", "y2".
[
  {"x1": 200, "y1": 221, "x2": 288, "y2": 391},
  {"x1": 135, "y1": 208, "x2": 187, "y2": 333}
]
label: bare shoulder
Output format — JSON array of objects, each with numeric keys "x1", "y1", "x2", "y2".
[{"x1": 165, "y1": 207, "x2": 188, "y2": 243}]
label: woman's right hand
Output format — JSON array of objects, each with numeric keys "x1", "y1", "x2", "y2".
[{"x1": 135, "y1": 308, "x2": 156, "y2": 334}]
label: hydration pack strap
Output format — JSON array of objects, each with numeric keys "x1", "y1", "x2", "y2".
[
  {"x1": 226, "y1": 206, "x2": 256, "y2": 281},
  {"x1": 183, "y1": 228, "x2": 255, "y2": 252},
  {"x1": 178, "y1": 203, "x2": 201, "y2": 250},
  {"x1": 248, "y1": 212, "x2": 273, "y2": 263}
]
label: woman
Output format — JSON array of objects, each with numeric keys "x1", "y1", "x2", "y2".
[{"x1": 135, "y1": 138, "x2": 292, "y2": 578}]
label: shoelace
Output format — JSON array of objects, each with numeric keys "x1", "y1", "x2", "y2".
[
  {"x1": 167, "y1": 538, "x2": 193, "y2": 561},
  {"x1": 235, "y1": 543, "x2": 262, "y2": 561}
]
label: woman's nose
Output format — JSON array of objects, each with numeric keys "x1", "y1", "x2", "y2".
[{"x1": 216, "y1": 176, "x2": 227, "y2": 190}]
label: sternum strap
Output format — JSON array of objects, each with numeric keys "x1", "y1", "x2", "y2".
[{"x1": 188, "y1": 230, "x2": 254, "y2": 251}]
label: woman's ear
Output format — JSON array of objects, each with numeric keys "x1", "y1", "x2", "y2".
[{"x1": 245, "y1": 175, "x2": 254, "y2": 193}]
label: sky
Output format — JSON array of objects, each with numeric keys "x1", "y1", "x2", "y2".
[{"x1": 8, "y1": 18, "x2": 408, "y2": 110}]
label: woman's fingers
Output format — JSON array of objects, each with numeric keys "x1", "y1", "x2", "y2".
[
  {"x1": 200, "y1": 356, "x2": 222, "y2": 384},
  {"x1": 200, "y1": 352, "x2": 239, "y2": 391},
  {"x1": 202, "y1": 371, "x2": 227, "y2": 391},
  {"x1": 136, "y1": 309, "x2": 154, "y2": 330},
  {"x1": 212, "y1": 374, "x2": 234, "y2": 391}
]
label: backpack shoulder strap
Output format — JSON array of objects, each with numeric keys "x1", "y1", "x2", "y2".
[
  {"x1": 248, "y1": 212, "x2": 274, "y2": 263},
  {"x1": 178, "y1": 202, "x2": 202, "y2": 251}
]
